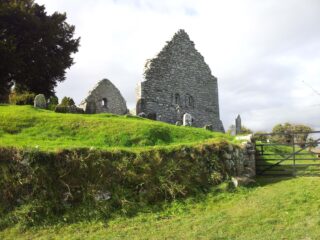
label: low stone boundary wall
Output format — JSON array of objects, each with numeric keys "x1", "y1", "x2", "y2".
[{"x1": 0, "y1": 141, "x2": 255, "y2": 225}]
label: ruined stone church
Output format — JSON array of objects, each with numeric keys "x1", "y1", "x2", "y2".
[{"x1": 136, "y1": 29, "x2": 224, "y2": 132}]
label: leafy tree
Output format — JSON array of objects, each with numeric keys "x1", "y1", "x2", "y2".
[
  {"x1": 293, "y1": 124, "x2": 313, "y2": 147},
  {"x1": 272, "y1": 122, "x2": 312, "y2": 147},
  {"x1": 55, "y1": 96, "x2": 83, "y2": 113},
  {"x1": 9, "y1": 90, "x2": 35, "y2": 105},
  {"x1": 241, "y1": 126, "x2": 253, "y2": 134},
  {"x1": 47, "y1": 95, "x2": 59, "y2": 110},
  {"x1": 60, "y1": 96, "x2": 75, "y2": 106},
  {"x1": 0, "y1": 0, "x2": 80, "y2": 101},
  {"x1": 272, "y1": 123, "x2": 293, "y2": 144}
]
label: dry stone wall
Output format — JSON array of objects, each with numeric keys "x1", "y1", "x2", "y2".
[{"x1": 136, "y1": 29, "x2": 224, "y2": 132}]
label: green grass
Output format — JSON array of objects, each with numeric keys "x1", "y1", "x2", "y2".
[
  {"x1": 0, "y1": 105, "x2": 232, "y2": 151},
  {"x1": 1, "y1": 177, "x2": 320, "y2": 239}
]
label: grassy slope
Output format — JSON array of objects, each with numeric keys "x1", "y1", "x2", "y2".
[
  {"x1": 1, "y1": 177, "x2": 320, "y2": 240},
  {"x1": 0, "y1": 105, "x2": 232, "y2": 150}
]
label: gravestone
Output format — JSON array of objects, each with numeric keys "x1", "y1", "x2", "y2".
[
  {"x1": 183, "y1": 113, "x2": 193, "y2": 126},
  {"x1": 34, "y1": 94, "x2": 46, "y2": 109}
]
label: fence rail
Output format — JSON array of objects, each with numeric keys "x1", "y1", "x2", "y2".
[{"x1": 253, "y1": 131, "x2": 320, "y2": 176}]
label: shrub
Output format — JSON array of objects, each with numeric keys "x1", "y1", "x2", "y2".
[
  {"x1": 60, "y1": 97, "x2": 75, "y2": 107},
  {"x1": 241, "y1": 126, "x2": 253, "y2": 134},
  {"x1": 54, "y1": 105, "x2": 69, "y2": 113},
  {"x1": 9, "y1": 91, "x2": 35, "y2": 105},
  {"x1": 54, "y1": 105, "x2": 84, "y2": 114},
  {"x1": 54, "y1": 96, "x2": 83, "y2": 114},
  {"x1": 271, "y1": 123, "x2": 313, "y2": 147},
  {"x1": 47, "y1": 96, "x2": 59, "y2": 110},
  {"x1": 253, "y1": 131, "x2": 269, "y2": 142},
  {"x1": 143, "y1": 127, "x2": 172, "y2": 145}
]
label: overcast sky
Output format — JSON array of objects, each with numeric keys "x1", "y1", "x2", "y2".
[{"x1": 35, "y1": 0, "x2": 320, "y2": 131}]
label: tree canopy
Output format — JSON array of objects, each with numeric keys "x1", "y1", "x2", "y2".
[
  {"x1": 272, "y1": 122, "x2": 313, "y2": 147},
  {"x1": 0, "y1": 0, "x2": 80, "y2": 102}
]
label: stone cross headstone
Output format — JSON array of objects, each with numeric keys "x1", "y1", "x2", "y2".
[
  {"x1": 235, "y1": 114, "x2": 241, "y2": 135},
  {"x1": 183, "y1": 113, "x2": 193, "y2": 126},
  {"x1": 34, "y1": 94, "x2": 46, "y2": 109}
]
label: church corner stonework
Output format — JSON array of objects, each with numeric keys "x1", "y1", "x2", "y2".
[
  {"x1": 80, "y1": 79, "x2": 128, "y2": 115},
  {"x1": 136, "y1": 29, "x2": 224, "y2": 132}
]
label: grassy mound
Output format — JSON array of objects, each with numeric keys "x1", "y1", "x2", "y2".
[
  {"x1": 0, "y1": 105, "x2": 231, "y2": 150},
  {"x1": 1, "y1": 177, "x2": 320, "y2": 239},
  {"x1": 0, "y1": 105, "x2": 240, "y2": 231}
]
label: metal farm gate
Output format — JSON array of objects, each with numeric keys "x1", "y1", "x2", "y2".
[{"x1": 254, "y1": 131, "x2": 320, "y2": 176}]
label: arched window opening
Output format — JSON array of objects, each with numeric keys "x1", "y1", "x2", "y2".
[
  {"x1": 185, "y1": 94, "x2": 194, "y2": 108},
  {"x1": 101, "y1": 98, "x2": 108, "y2": 107},
  {"x1": 188, "y1": 96, "x2": 194, "y2": 108},
  {"x1": 175, "y1": 93, "x2": 180, "y2": 105}
]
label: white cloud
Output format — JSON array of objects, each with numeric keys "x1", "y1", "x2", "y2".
[{"x1": 35, "y1": 0, "x2": 320, "y2": 131}]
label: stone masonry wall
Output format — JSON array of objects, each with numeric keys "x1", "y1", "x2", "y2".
[
  {"x1": 136, "y1": 29, "x2": 224, "y2": 132},
  {"x1": 80, "y1": 79, "x2": 128, "y2": 114},
  {"x1": 222, "y1": 142, "x2": 256, "y2": 178}
]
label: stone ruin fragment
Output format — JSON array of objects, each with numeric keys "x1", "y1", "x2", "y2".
[
  {"x1": 136, "y1": 29, "x2": 224, "y2": 132},
  {"x1": 80, "y1": 79, "x2": 128, "y2": 114}
]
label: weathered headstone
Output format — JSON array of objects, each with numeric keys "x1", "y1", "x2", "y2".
[
  {"x1": 183, "y1": 113, "x2": 193, "y2": 126},
  {"x1": 34, "y1": 94, "x2": 46, "y2": 109},
  {"x1": 235, "y1": 114, "x2": 241, "y2": 135}
]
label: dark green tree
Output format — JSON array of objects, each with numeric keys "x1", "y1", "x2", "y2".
[{"x1": 0, "y1": 0, "x2": 80, "y2": 102}]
